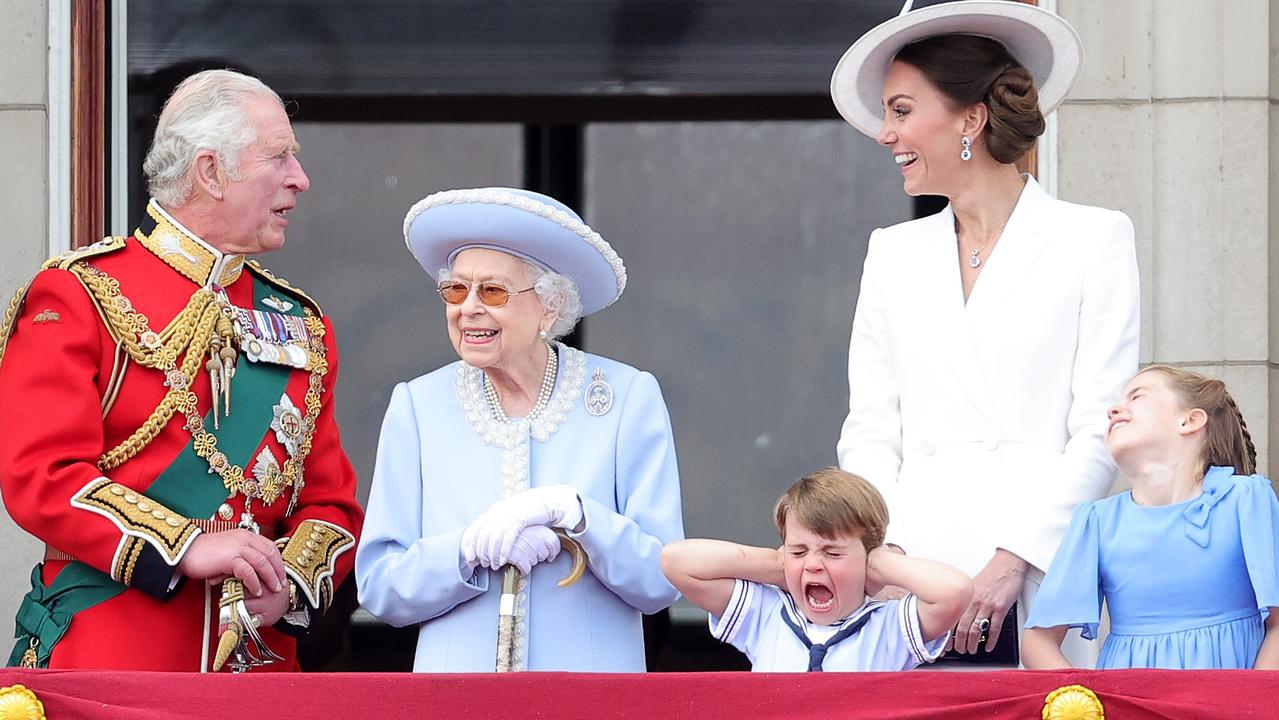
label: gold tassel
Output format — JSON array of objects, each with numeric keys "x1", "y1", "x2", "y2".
[
  {"x1": 212, "y1": 624, "x2": 241, "y2": 673},
  {"x1": 18, "y1": 638, "x2": 38, "y2": 668},
  {"x1": 212, "y1": 578, "x2": 245, "y2": 672}
]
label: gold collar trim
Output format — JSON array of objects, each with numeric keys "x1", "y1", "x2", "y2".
[{"x1": 137, "y1": 201, "x2": 245, "y2": 287}]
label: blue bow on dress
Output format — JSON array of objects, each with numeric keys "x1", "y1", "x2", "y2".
[{"x1": 1182, "y1": 466, "x2": 1237, "y2": 548}]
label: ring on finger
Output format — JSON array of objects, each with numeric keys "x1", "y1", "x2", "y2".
[{"x1": 974, "y1": 617, "x2": 991, "y2": 646}]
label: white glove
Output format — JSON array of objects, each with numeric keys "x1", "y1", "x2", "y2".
[
  {"x1": 505, "y1": 525, "x2": 563, "y2": 575},
  {"x1": 460, "y1": 485, "x2": 583, "y2": 570}
]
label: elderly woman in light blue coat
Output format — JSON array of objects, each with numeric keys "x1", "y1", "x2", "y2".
[{"x1": 355, "y1": 188, "x2": 684, "y2": 672}]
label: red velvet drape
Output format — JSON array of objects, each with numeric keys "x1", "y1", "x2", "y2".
[{"x1": 0, "y1": 669, "x2": 1274, "y2": 719}]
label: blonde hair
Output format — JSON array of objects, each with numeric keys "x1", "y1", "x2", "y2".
[
  {"x1": 1140, "y1": 365, "x2": 1257, "y2": 476},
  {"x1": 773, "y1": 467, "x2": 888, "y2": 551}
]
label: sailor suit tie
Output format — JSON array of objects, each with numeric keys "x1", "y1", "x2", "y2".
[{"x1": 778, "y1": 604, "x2": 876, "y2": 672}]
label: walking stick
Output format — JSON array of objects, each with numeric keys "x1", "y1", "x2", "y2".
[{"x1": 495, "y1": 529, "x2": 587, "y2": 672}]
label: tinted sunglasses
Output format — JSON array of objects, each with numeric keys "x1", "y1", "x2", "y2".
[{"x1": 436, "y1": 280, "x2": 536, "y2": 307}]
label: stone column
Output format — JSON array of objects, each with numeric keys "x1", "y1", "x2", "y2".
[
  {"x1": 0, "y1": 0, "x2": 52, "y2": 631},
  {"x1": 1270, "y1": 0, "x2": 1279, "y2": 482},
  {"x1": 1057, "y1": 0, "x2": 1272, "y2": 474}
]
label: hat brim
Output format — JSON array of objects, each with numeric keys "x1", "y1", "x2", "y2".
[
  {"x1": 404, "y1": 188, "x2": 626, "y2": 316},
  {"x1": 831, "y1": 1, "x2": 1083, "y2": 138}
]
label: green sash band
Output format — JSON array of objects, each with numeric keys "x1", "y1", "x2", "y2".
[
  {"x1": 8, "y1": 564, "x2": 118, "y2": 667},
  {"x1": 9, "y1": 277, "x2": 298, "y2": 667},
  {"x1": 144, "y1": 277, "x2": 297, "y2": 512}
]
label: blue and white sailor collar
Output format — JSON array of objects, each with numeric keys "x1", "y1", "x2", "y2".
[{"x1": 779, "y1": 591, "x2": 887, "y2": 637}]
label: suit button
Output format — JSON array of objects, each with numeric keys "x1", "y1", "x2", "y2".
[
  {"x1": 983, "y1": 439, "x2": 1000, "y2": 451},
  {"x1": 918, "y1": 441, "x2": 935, "y2": 456}
]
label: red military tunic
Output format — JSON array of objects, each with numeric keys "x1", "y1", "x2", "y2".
[{"x1": 0, "y1": 201, "x2": 363, "y2": 670}]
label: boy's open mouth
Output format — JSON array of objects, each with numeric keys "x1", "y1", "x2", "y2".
[{"x1": 805, "y1": 582, "x2": 834, "y2": 612}]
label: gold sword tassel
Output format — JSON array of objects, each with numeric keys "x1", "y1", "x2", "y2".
[
  {"x1": 212, "y1": 579, "x2": 245, "y2": 672},
  {"x1": 212, "y1": 578, "x2": 284, "y2": 673}
]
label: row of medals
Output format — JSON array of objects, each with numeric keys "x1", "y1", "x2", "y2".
[{"x1": 205, "y1": 290, "x2": 307, "y2": 531}]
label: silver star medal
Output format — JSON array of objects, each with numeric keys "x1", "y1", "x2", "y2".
[
  {"x1": 245, "y1": 447, "x2": 282, "y2": 533},
  {"x1": 251, "y1": 446, "x2": 280, "y2": 485},
  {"x1": 271, "y1": 393, "x2": 303, "y2": 457},
  {"x1": 584, "y1": 368, "x2": 614, "y2": 416},
  {"x1": 271, "y1": 393, "x2": 307, "y2": 515}
]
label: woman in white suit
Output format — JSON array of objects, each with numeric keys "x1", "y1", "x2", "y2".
[{"x1": 830, "y1": 1, "x2": 1139, "y2": 663}]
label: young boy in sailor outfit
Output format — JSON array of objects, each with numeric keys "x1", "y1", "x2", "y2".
[{"x1": 662, "y1": 467, "x2": 971, "y2": 671}]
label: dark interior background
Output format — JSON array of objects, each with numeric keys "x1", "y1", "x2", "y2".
[{"x1": 125, "y1": 0, "x2": 950, "y2": 671}]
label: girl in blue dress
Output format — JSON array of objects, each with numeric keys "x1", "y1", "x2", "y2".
[{"x1": 1023, "y1": 366, "x2": 1279, "y2": 669}]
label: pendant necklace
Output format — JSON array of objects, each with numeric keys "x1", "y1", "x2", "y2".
[{"x1": 955, "y1": 216, "x2": 1006, "y2": 269}]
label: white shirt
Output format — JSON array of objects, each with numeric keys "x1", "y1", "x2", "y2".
[{"x1": 709, "y1": 579, "x2": 947, "y2": 672}]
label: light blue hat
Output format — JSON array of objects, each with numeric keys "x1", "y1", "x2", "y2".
[{"x1": 403, "y1": 187, "x2": 627, "y2": 316}]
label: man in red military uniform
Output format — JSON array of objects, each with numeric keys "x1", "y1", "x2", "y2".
[{"x1": 0, "y1": 69, "x2": 363, "y2": 671}]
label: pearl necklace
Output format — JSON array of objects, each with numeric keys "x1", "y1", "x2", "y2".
[{"x1": 484, "y1": 341, "x2": 558, "y2": 422}]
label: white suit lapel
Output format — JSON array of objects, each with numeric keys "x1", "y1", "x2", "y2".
[
  {"x1": 965, "y1": 176, "x2": 1055, "y2": 350},
  {"x1": 922, "y1": 205, "x2": 998, "y2": 427}
]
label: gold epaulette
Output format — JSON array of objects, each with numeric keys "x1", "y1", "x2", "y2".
[
  {"x1": 43, "y1": 236, "x2": 128, "y2": 271},
  {"x1": 0, "y1": 283, "x2": 30, "y2": 370},
  {"x1": 245, "y1": 260, "x2": 324, "y2": 317},
  {"x1": 61, "y1": 240, "x2": 134, "y2": 347},
  {"x1": 0, "y1": 237, "x2": 127, "y2": 369}
]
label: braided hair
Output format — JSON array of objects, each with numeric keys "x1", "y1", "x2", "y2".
[{"x1": 1141, "y1": 365, "x2": 1257, "y2": 476}]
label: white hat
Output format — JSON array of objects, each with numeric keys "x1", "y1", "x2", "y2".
[
  {"x1": 830, "y1": 0, "x2": 1083, "y2": 137},
  {"x1": 403, "y1": 188, "x2": 627, "y2": 316}
]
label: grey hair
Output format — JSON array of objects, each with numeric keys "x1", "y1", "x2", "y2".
[
  {"x1": 523, "y1": 262, "x2": 583, "y2": 340},
  {"x1": 142, "y1": 69, "x2": 283, "y2": 207},
  {"x1": 435, "y1": 257, "x2": 584, "y2": 341}
]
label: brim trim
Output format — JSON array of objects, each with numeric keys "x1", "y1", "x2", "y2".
[
  {"x1": 831, "y1": 1, "x2": 1083, "y2": 138},
  {"x1": 403, "y1": 188, "x2": 627, "y2": 315}
]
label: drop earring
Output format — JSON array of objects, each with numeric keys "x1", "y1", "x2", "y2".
[{"x1": 960, "y1": 136, "x2": 972, "y2": 161}]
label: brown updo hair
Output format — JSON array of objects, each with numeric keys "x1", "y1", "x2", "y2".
[{"x1": 894, "y1": 34, "x2": 1045, "y2": 164}]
